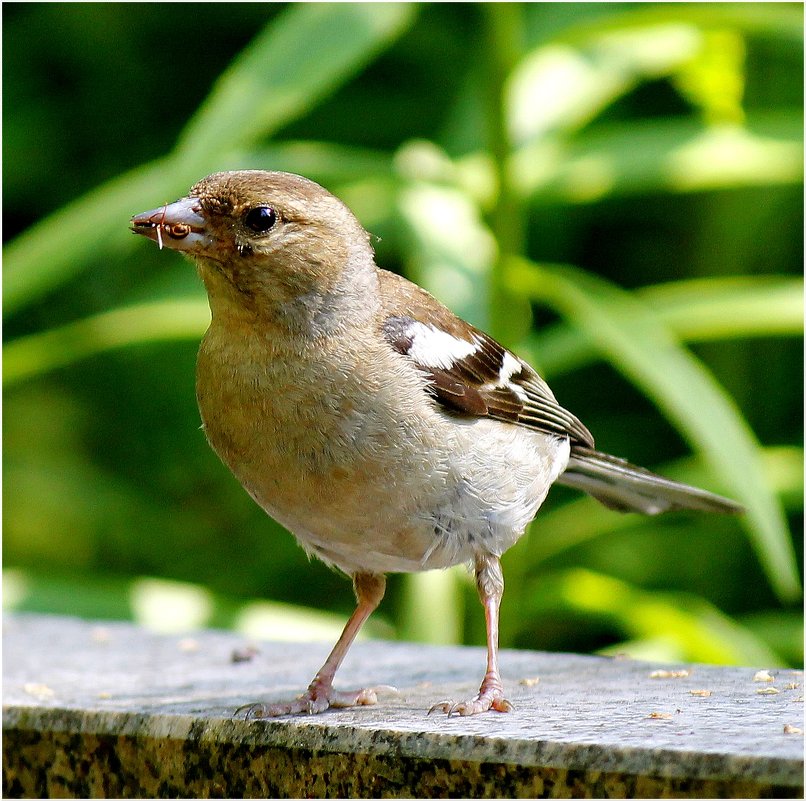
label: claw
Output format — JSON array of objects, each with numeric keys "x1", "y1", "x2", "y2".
[
  {"x1": 234, "y1": 702, "x2": 276, "y2": 720},
  {"x1": 427, "y1": 700, "x2": 453, "y2": 716},
  {"x1": 494, "y1": 697, "x2": 514, "y2": 713}
]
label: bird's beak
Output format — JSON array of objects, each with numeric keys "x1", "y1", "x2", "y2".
[{"x1": 130, "y1": 197, "x2": 211, "y2": 253}]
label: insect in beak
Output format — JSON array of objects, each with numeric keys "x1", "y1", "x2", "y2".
[{"x1": 131, "y1": 197, "x2": 210, "y2": 253}]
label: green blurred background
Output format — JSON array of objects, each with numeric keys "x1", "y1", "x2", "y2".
[{"x1": 4, "y1": 3, "x2": 803, "y2": 668}]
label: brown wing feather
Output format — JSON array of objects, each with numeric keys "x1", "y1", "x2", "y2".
[{"x1": 378, "y1": 270, "x2": 594, "y2": 447}]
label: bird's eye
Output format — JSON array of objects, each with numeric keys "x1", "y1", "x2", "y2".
[{"x1": 243, "y1": 206, "x2": 277, "y2": 233}]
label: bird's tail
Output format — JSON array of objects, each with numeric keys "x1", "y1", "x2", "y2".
[{"x1": 557, "y1": 447, "x2": 743, "y2": 516}]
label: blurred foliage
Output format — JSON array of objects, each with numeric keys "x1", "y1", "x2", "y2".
[{"x1": 4, "y1": 3, "x2": 803, "y2": 669}]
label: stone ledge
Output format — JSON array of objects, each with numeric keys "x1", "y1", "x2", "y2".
[{"x1": 3, "y1": 613, "x2": 803, "y2": 798}]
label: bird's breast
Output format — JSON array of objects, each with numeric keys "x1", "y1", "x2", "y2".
[
  {"x1": 195, "y1": 322, "x2": 434, "y2": 542},
  {"x1": 194, "y1": 320, "x2": 570, "y2": 575}
]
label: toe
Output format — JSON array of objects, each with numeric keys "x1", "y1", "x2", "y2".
[
  {"x1": 428, "y1": 690, "x2": 513, "y2": 717},
  {"x1": 326, "y1": 687, "x2": 378, "y2": 708},
  {"x1": 234, "y1": 685, "x2": 384, "y2": 718},
  {"x1": 491, "y1": 696, "x2": 514, "y2": 713}
]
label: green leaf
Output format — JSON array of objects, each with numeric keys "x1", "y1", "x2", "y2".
[
  {"x1": 558, "y1": 3, "x2": 803, "y2": 46},
  {"x1": 507, "y1": 257, "x2": 800, "y2": 603},
  {"x1": 508, "y1": 22, "x2": 702, "y2": 145},
  {"x1": 510, "y1": 114, "x2": 803, "y2": 202},
  {"x1": 3, "y1": 300, "x2": 211, "y2": 387},
  {"x1": 175, "y1": 3, "x2": 416, "y2": 164},
  {"x1": 244, "y1": 141, "x2": 394, "y2": 186},
  {"x1": 672, "y1": 29, "x2": 746, "y2": 125},
  {"x1": 639, "y1": 275, "x2": 804, "y2": 339},
  {"x1": 510, "y1": 2, "x2": 801, "y2": 149},
  {"x1": 2, "y1": 157, "x2": 190, "y2": 314},
  {"x1": 396, "y1": 179, "x2": 497, "y2": 330},
  {"x1": 525, "y1": 568, "x2": 784, "y2": 666},
  {"x1": 529, "y1": 275, "x2": 804, "y2": 377}
]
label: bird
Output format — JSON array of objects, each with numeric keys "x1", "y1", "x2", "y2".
[{"x1": 131, "y1": 170, "x2": 742, "y2": 718}]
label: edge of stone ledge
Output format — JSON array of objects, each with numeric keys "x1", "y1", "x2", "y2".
[{"x1": 3, "y1": 704, "x2": 802, "y2": 789}]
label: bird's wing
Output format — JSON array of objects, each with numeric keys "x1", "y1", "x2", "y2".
[{"x1": 378, "y1": 270, "x2": 594, "y2": 447}]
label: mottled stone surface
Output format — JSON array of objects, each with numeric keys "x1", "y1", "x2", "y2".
[{"x1": 3, "y1": 613, "x2": 803, "y2": 798}]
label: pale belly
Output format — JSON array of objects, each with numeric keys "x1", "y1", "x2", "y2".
[{"x1": 196, "y1": 330, "x2": 570, "y2": 576}]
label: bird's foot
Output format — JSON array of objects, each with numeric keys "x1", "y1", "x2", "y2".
[
  {"x1": 235, "y1": 683, "x2": 397, "y2": 719},
  {"x1": 428, "y1": 687, "x2": 513, "y2": 717}
]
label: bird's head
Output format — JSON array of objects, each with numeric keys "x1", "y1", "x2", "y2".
[{"x1": 131, "y1": 170, "x2": 378, "y2": 331}]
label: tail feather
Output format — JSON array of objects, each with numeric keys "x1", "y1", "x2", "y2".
[{"x1": 558, "y1": 447, "x2": 744, "y2": 516}]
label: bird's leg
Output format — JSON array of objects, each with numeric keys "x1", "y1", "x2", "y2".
[
  {"x1": 237, "y1": 572, "x2": 388, "y2": 718},
  {"x1": 430, "y1": 554, "x2": 513, "y2": 716}
]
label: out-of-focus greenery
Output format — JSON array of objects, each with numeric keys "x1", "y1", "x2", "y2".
[{"x1": 4, "y1": 3, "x2": 803, "y2": 668}]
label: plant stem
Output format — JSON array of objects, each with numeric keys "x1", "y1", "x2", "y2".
[{"x1": 482, "y1": 3, "x2": 530, "y2": 344}]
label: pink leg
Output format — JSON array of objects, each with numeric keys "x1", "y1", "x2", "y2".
[
  {"x1": 430, "y1": 554, "x2": 513, "y2": 716},
  {"x1": 237, "y1": 573, "x2": 388, "y2": 718}
]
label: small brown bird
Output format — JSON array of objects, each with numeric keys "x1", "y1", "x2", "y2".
[{"x1": 131, "y1": 171, "x2": 741, "y2": 717}]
